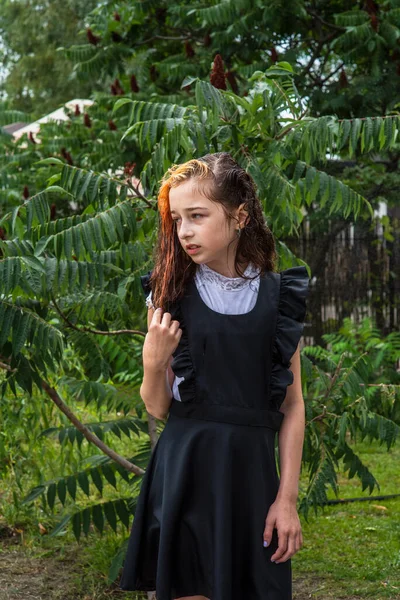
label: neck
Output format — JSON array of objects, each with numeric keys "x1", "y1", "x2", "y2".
[{"x1": 199, "y1": 261, "x2": 251, "y2": 278}]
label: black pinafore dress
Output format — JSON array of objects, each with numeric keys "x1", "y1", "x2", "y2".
[{"x1": 120, "y1": 266, "x2": 309, "y2": 600}]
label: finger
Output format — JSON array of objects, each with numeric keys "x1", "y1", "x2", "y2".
[
  {"x1": 161, "y1": 311, "x2": 172, "y2": 325},
  {"x1": 297, "y1": 531, "x2": 303, "y2": 553},
  {"x1": 270, "y1": 531, "x2": 288, "y2": 562},
  {"x1": 152, "y1": 307, "x2": 163, "y2": 322},
  {"x1": 169, "y1": 320, "x2": 181, "y2": 333},
  {"x1": 172, "y1": 327, "x2": 182, "y2": 340},
  {"x1": 263, "y1": 523, "x2": 275, "y2": 547},
  {"x1": 274, "y1": 534, "x2": 296, "y2": 564}
]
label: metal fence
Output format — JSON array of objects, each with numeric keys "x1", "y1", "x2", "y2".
[{"x1": 283, "y1": 207, "x2": 400, "y2": 346}]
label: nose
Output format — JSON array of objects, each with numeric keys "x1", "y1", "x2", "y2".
[{"x1": 177, "y1": 220, "x2": 194, "y2": 241}]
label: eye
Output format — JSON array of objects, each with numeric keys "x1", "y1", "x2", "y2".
[{"x1": 172, "y1": 214, "x2": 203, "y2": 222}]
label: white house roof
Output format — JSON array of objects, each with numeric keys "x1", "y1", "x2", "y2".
[{"x1": 12, "y1": 99, "x2": 94, "y2": 140}]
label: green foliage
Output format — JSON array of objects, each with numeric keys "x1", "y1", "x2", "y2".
[
  {"x1": 55, "y1": 0, "x2": 400, "y2": 121},
  {"x1": 300, "y1": 317, "x2": 400, "y2": 521},
  {"x1": 0, "y1": 0, "x2": 98, "y2": 115},
  {"x1": 114, "y1": 70, "x2": 392, "y2": 234},
  {"x1": 1, "y1": 60, "x2": 400, "y2": 554},
  {"x1": 1, "y1": 1, "x2": 400, "y2": 579},
  {"x1": 0, "y1": 95, "x2": 157, "y2": 550}
]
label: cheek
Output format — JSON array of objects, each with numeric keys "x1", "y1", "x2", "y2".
[
  {"x1": 208, "y1": 218, "x2": 228, "y2": 233},
  {"x1": 204, "y1": 220, "x2": 223, "y2": 239},
  {"x1": 198, "y1": 218, "x2": 231, "y2": 242}
]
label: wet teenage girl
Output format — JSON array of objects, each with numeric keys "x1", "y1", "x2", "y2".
[{"x1": 120, "y1": 152, "x2": 310, "y2": 600}]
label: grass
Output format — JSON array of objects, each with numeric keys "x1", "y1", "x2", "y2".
[
  {"x1": 0, "y1": 436, "x2": 399, "y2": 599},
  {"x1": 293, "y1": 436, "x2": 400, "y2": 599}
]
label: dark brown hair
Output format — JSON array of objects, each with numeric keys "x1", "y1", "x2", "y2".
[{"x1": 149, "y1": 152, "x2": 277, "y2": 311}]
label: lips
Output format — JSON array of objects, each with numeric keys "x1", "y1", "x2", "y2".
[{"x1": 186, "y1": 244, "x2": 201, "y2": 249}]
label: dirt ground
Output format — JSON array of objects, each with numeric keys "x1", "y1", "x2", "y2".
[
  {"x1": 0, "y1": 525, "x2": 84, "y2": 600},
  {"x1": 0, "y1": 548, "x2": 368, "y2": 600},
  {"x1": 0, "y1": 527, "x2": 368, "y2": 600}
]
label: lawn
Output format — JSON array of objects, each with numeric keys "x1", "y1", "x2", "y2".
[
  {"x1": 0, "y1": 437, "x2": 399, "y2": 599},
  {"x1": 294, "y1": 436, "x2": 400, "y2": 599}
]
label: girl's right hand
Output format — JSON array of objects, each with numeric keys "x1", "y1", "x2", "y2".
[{"x1": 142, "y1": 308, "x2": 182, "y2": 371}]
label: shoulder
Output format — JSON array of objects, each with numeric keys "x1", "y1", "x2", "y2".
[
  {"x1": 140, "y1": 269, "x2": 155, "y2": 309},
  {"x1": 140, "y1": 269, "x2": 153, "y2": 297},
  {"x1": 263, "y1": 266, "x2": 310, "y2": 314},
  {"x1": 272, "y1": 265, "x2": 310, "y2": 364},
  {"x1": 277, "y1": 266, "x2": 310, "y2": 321},
  {"x1": 139, "y1": 268, "x2": 186, "y2": 315}
]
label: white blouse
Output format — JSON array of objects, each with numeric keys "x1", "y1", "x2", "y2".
[{"x1": 145, "y1": 262, "x2": 262, "y2": 401}]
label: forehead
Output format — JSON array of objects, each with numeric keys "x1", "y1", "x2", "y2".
[{"x1": 169, "y1": 179, "x2": 214, "y2": 213}]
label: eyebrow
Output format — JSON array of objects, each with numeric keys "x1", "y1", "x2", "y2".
[{"x1": 170, "y1": 207, "x2": 208, "y2": 214}]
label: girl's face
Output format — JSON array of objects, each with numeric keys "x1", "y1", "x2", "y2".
[{"x1": 169, "y1": 179, "x2": 247, "y2": 275}]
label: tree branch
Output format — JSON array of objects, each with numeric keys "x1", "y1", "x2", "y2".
[
  {"x1": 125, "y1": 178, "x2": 155, "y2": 209},
  {"x1": 51, "y1": 294, "x2": 146, "y2": 338},
  {"x1": 0, "y1": 356, "x2": 147, "y2": 475},
  {"x1": 135, "y1": 34, "x2": 192, "y2": 47},
  {"x1": 0, "y1": 360, "x2": 15, "y2": 372},
  {"x1": 40, "y1": 379, "x2": 145, "y2": 475},
  {"x1": 300, "y1": 31, "x2": 339, "y2": 79},
  {"x1": 49, "y1": 298, "x2": 160, "y2": 451},
  {"x1": 305, "y1": 8, "x2": 347, "y2": 33},
  {"x1": 319, "y1": 61, "x2": 345, "y2": 85}
]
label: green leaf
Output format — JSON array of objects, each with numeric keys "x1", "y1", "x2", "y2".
[
  {"x1": 57, "y1": 479, "x2": 67, "y2": 505},
  {"x1": 21, "y1": 256, "x2": 46, "y2": 273},
  {"x1": 49, "y1": 514, "x2": 71, "y2": 538},
  {"x1": 22, "y1": 485, "x2": 45, "y2": 504},
  {"x1": 102, "y1": 464, "x2": 117, "y2": 489},
  {"x1": 92, "y1": 504, "x2": 104, "y2": 534},
  {"x1": 112, "y1": 98, "x2": 133, "y2": 114},
  {"x1": 114, "y1": 499, "x2": 131, "y2": 528},
  {"x1": 12, "y1": 313, "x2": 30, "y2": 355},
  {"x1": 91, "y1": 467, "x2": 104, "y2": 495},
  {"x1": 72, "y1": 511, "x2": 81, "y2": 542},
  {"x1": 180, "y1": 75, "x2": 198, "y2": 88},
  {"x1": 34, "y1": 157, "x2": 64, "y2": 166},
  {"x1": 45, "y1": 185, "x2": 74, "y2": 197},
  {"x1": 349, "y1": 118, "x2": 362, "y2": 157},
  {"x1": 107, "y1": 540, "x2": 127, "y2": 584},
  {"x1": 47, "y1": 482, "x2": 57, "y2": 510},
  {"x1": 103, "y1": 501, "x2": 117, "y2": 532},
  {"x1": 82, "y1": 507, "x2": 91, "y2": 536},
  {"x1": 47, "y1": 173, "x2": 61, "y2": 186},
  {"x1": 78, "y1": 471, "x2": 90, "y2": 496},
  {"x1": 67, "y1": 426, "x2": 76, "y2": 445},
  {"x1": 66, "y1": 475, "x2": 77, "y2": 501}
]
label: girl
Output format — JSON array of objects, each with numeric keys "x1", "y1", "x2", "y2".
[{"x1": 120, "y1": 152, "x2": 310, "y2": 600}]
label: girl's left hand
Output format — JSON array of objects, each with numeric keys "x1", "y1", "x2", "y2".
[{"x1": 263, "y1": 499, "x2": 303, "y2": 563}]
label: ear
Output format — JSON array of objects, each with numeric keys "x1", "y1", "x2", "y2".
[{"x1": 236, "y1": 202, "x2": 249, "y2": 228}]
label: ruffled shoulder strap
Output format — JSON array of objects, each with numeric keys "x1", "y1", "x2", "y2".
[
  {"x1": 139, "y1": 269, "x2": 182, "y2": 313},
  {"x1": 270, "y1": 265, "x2": 310, "y2": 411},
  {"x1": 274, "y1": 265, "x2": 310, "y2": 366},
  {"x1": 140, "y1": 269, "x2": 155, "y2": 309}
]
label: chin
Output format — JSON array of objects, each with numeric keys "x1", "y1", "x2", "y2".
[{"x1": 186, "y1": 253, "x2": 205, "y2": 261}]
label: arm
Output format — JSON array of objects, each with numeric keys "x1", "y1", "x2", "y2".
[
  {"x1": 140, "y1": 307, "x2": 176, "y2": 421},
  {"x1": 276, "y1": 343, "x2": 305, "y2": 503},
  {"x1": 263, "y1": 343, "x2": 305, "y2": 563}
]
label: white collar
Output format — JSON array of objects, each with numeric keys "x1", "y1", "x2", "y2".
[{"x1": 195, "y1": 262, "x2": 260, "y2": 291}]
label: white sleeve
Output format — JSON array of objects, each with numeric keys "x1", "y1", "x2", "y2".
[{"x1": 145, "y1": 290, "x2": 155, "y2": 310}]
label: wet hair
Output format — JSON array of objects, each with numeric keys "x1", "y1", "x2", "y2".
[{"x1": 149, "y1": 151, "x2": 277, "y2": 311}]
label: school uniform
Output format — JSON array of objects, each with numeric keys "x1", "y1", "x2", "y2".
[{"x1": 119, "y1": 262, "x2": 310, "y2": 600}]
